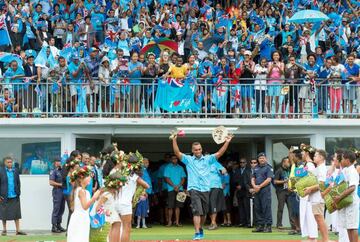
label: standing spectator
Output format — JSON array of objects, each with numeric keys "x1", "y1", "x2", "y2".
[
  {"x1": 164, "y1": 154, "x2": 186, "y2": 227},
  {"x1": 273, "y1": 157, "x2": 292, "y2": 229},
  {"x1": 208, "y1": 161, "x2": 226, "y2": 230},
  {"x1": 221, "y1": 170, "x2": 231, "y2": 227},
  {"x1": 128, "y1": 52, "x2": 143, "y2": 115},
  {"x1": 329, "y1": 56, "x2": 345, "y2": 117},
  {"x1": 0, "y1": 157, "x2": 26, "y2": 236},
  {"x1": 251, "y1": 153, "x2": 273, "y2": 233},
  {"x1": 343, "y1": 54, "x2": 359, "y2": 117},
  {"x1": 236, "y1": 158, "x2": 251, "y2": 228},
  {"x1": 84, "y1": 47, "x2": 100, "y2": 113},
  {"x1": 284, "y1": 55, "x2": 303, "y2": 116},
  {"x1": 245, "y1": 158, "x2": 258, "y2": 227},
  {"x1": 254, "y1": 58, "x2": 268, "y2": 114},
  {"x1": 49, "y1": 159, "x2": 66, "y2": 233},
  {"x1": 239, "y1": 50, "x2": 255, "y2": 116},
  {"x1": 98, "y1": 56, "x2": 111, "y2": 114},
  {"x1": 23, "y1": 51, "x2": 38, "y2": 113},
  {"x1": 267, "y1": 51, "x2": 284, "y2": 117},
  {"x1": 78, "y1": 16, "x2": 96, "y2": 48}
]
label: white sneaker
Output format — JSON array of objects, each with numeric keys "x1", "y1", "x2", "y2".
[
  {"x1": 142, "y1": 225, "x2": 148, "y2": 229},
  {"x1": 136, "y1": 225, "x2": 140, "y2": 229}
]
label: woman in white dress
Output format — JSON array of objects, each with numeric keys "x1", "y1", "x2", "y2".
[
  {"x1": 67, "y1": 166, "x2": 102, "y2": 242},
  {"x1": 299, "y1": 145, "x2": 318, "y2": 241}
]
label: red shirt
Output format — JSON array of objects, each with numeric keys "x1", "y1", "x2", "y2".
[{"x1": 228, "y1": 68, "x2": 241, "y2": 85}]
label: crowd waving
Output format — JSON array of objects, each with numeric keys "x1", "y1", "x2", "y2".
[{"x1": 0, "y1": 0, "x2": 358, "y2": 118}]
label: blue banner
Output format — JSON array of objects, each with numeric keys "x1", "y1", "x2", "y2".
[{"x1": 154, "y1": 78, "x2": 200, "y2": 112}]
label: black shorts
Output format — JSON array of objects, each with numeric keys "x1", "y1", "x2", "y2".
[
  {"x1": 224, "y1": 195, "x2": 232, "y2": 213},
  {"x1": 189, "y1": 190, "x2": 209, "y2": 216},
  {"x1": 209, "y1": 188, "x2": 226, "y2": 214},
  {"x1": 158, "y1": 191, "x2": 168, "y2": 207},
  {"x1": 166, "y1": 191, "x2": 185, "y2": 209}
]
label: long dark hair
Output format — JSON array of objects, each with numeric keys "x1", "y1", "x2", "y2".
[
  {"x1": 101, "y1": 145, "x2": 117, "y2": 178},
  {"x1": 61, "y1": 150, "x2": 82, "y2": 187}
]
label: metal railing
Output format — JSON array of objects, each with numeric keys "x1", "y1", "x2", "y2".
[{"x1": 0, "y1": 77, "x2": 359, "y2": 118}]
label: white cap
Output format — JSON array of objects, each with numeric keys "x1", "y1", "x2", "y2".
[{"x1": 244, "y1": 50, "x2": 252, "y2": 56}]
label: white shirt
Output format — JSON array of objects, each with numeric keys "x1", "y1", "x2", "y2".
[
  {"x1": 309, "y1": 162, "x2": 327, "y2": 204},
  {"x1": 343, "y1": 165, "x2": 359, "y2": 203},
  {"x1": 117, "y1": 173, "x2": 139, "y2": 206},
  {"x1": 254, "y1": 64, "x2": 268, "y2": 90}
]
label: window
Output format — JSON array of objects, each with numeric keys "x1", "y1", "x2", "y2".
[{"x1": 0, "y1": 138, "x2": 61, "y2": 175}]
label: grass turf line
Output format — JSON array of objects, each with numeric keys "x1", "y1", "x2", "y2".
[{"x1": 0, "y1": 225, "x2": 340, "y2": 241}]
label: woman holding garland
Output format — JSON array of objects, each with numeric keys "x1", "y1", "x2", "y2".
[
  {"x1": 299, "y1": 144, "x2": 318, "y2": 241},
  {"x1": 101, "y1": 145, "x2": 149, "y2": 242}
]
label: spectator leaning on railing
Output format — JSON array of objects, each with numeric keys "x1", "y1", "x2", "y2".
[{"x1": 0, "y1": 0, "x2": 357, "y2": 118}]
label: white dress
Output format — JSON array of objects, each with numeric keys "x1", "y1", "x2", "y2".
[
  {"x1": 67, "y1": 187, "x2": 91, "y2": 242},
  {"x1": 299, "y1": 162, "x2": 318, "y2": 239}
]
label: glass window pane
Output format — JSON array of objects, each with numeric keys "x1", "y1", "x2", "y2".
[
  {"x1": 0, "y1": 138, "x2": 61, "y2": 175},
  {"x1": 76, "y1": 138, "x2": 105, "y2": 156}
]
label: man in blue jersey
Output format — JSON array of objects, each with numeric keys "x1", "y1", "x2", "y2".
[{"x1": 171, "y1": 134, "x2": 233, "y2": 240}]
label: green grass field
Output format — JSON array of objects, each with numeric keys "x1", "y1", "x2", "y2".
[{"x1": 0, "y1": 225, "x2": 341, "y2": 242}]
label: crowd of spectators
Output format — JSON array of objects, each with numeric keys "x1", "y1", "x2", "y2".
[{"x1": 0, "y1": 0, "x2": 359, "y2": 117}]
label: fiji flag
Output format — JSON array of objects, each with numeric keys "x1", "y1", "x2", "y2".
[
  {"x1": 167, "y1": 77, "x2": 184, "y2": 88},
  {"x1": 211, "y1": 77, "x2": 228, "y2": 112},
  {"x1": 0, "y1": 15, "x2": 12, "y2": 46},
  {"x1": 230, "y1": 85, "x2": 241, "y2": 108}
]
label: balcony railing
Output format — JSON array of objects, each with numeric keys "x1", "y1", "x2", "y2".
[{"x1": 0, "y1": 77, "x2": 359, "y2": 119}]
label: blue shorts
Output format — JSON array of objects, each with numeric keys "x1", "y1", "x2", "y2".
[
  {"x1": 267, "y1": 84, "x2": 282, "y2": 97},
  {"x1": 241, "y1": 85, "x2": 254, "y2": 98}
]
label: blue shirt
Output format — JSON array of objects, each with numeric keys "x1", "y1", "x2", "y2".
[
  {"x1": 181, "y1": 154, "x2": 223, "y2": 192},
  {"x1": 344, "y1": 63, "x2": 360, "y2": 84},
  {"x1": 6, "y1": 168, "x2": 17, "y2": 198},
  {"x1": 128, "y1": 61, "x2": 143, "y2": 84},
  {"x1": 157, "y1": 163, "x2": 168, "y2": 191},
  {"x1": 164, "y1": 163, "x2": 186, "y2": 192},
  {"x1": 63, "y1": 176, "x2": 72, "y2": 195},
  {"x1": 142, "y1": 167, "x2": 153, "y2": 194},
  {"x1": 221, "y1": 174, "x2": 230, "y2": 196},
  {"x1": 253, "y1": 163, "x2": 274, "y2": 191},
  {"x1": 209, "y1": 162, "x2": 224, "y2": 189},
  {"x1": 68, "y1": 62, "x2": 84, "y2": 83}
]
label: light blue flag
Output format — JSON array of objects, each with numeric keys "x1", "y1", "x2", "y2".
[
  {"x1": 59, "y1": 47, "x2": 73, "y2": 62},
  {"x1": 76, "y1": 86, "x2": 88, "y2": 114},
  {"x1": 35, "y1": 46, "x2": 57, "y2": 68},
  {"x1": 154, "y1": 78, "x2": 200, "y2": 112},
  {"x1": 212, "y1": 85, "x2": 228, "y2": 112}
]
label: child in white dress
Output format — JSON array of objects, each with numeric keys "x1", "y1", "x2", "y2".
[{"x1": 67, "y1": 166, "x2": 102, "y2": 242}]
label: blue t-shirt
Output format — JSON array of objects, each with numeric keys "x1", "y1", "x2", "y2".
[
  {"x1": 221, "y1": 174, "x2": 230, "y2": 196},
  {"x1": 128, "y1": 61, "x2": 143, "y2": 84},
  {"x1": 181, "y1": 154, "x2": 223, "y2": 192},
  {"x1": 91, "y1": 13, "x2": 105, "y2": 31},
  {"x1": 68, "y1": 62, "x2": 84, "y2": 83},
  {"x1": 164, "y1": 163, "x2": 186, "y2": 192},
  {"x1": 142, "y1": 167, "x2": 153, "y2": 194},
  {"x1": 209, "y1": 162, "x2": 224, "y2": 189},
  {"x1": 344, "y1": 63, "x2": 360, "y2": 84}
]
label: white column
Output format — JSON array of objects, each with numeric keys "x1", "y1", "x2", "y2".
[
  {"x1": 62, "y1": 131, "x2": 76, "y2": 154},
  {"x1": 265, "y1": 136, "x2": 273, "y2": 165},
  {"x1": 310, "y1": 134, "x2": 325, "y2": 149}
]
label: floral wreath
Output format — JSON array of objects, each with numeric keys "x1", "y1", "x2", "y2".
[
  {"x1": 100, "y1": 143, "x2": 125, "y2": 164},
  {"x1": 300, "y1": 144, "x2": 316, "y2": 154},
  {"x1": 66, "y1": 159, "x2": 80, "y2": 169},
  {"x1": 70, "y1": 165, "x2": 92, "y2": 182},
  {"x1": 349, "y1": 147, "x2": 360, "y2": 159},
  {"x1": 104, "y1": 168, "x2": 129, "y2": 190},
  {"x1": 121, "y1": 150, "x2": 144, "y2": 175}
]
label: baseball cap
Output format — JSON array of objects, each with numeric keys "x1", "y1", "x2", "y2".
[
  {"x1": 89, "y1": 47, "x2": 99, "y2": 53},
  {"x1": 257, "y1": 152, "x2": 266, "y2": 158}
]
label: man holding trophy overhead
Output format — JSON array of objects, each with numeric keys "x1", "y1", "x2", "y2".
[{"x1": 171, "y1": 126, "x2": 233, "y2": 240}]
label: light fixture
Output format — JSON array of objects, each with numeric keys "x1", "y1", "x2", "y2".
[{"x1": 176, "y1": 127, "x2": 238, "y2": 131}]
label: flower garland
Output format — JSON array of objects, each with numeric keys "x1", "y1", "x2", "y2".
[
  {"x1": 104, "y1": 168, "x2": 129, "y2": 190},
  {"x1": 70, "y1": 165, "x2": 92, "y2": 182},
  {"x1": 66, "y1": 159, "x2": 80, "y2": 169},
  {"x1": 300, "y1": 144, "x2": 316, "y2": 154},
  {"x1": 121, "y1": 150, "x2": 143, "y2": 175}
]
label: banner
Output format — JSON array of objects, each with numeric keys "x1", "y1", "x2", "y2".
[{"x1": 154, "y1": 78, "x2": 200, "y2": 112}]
